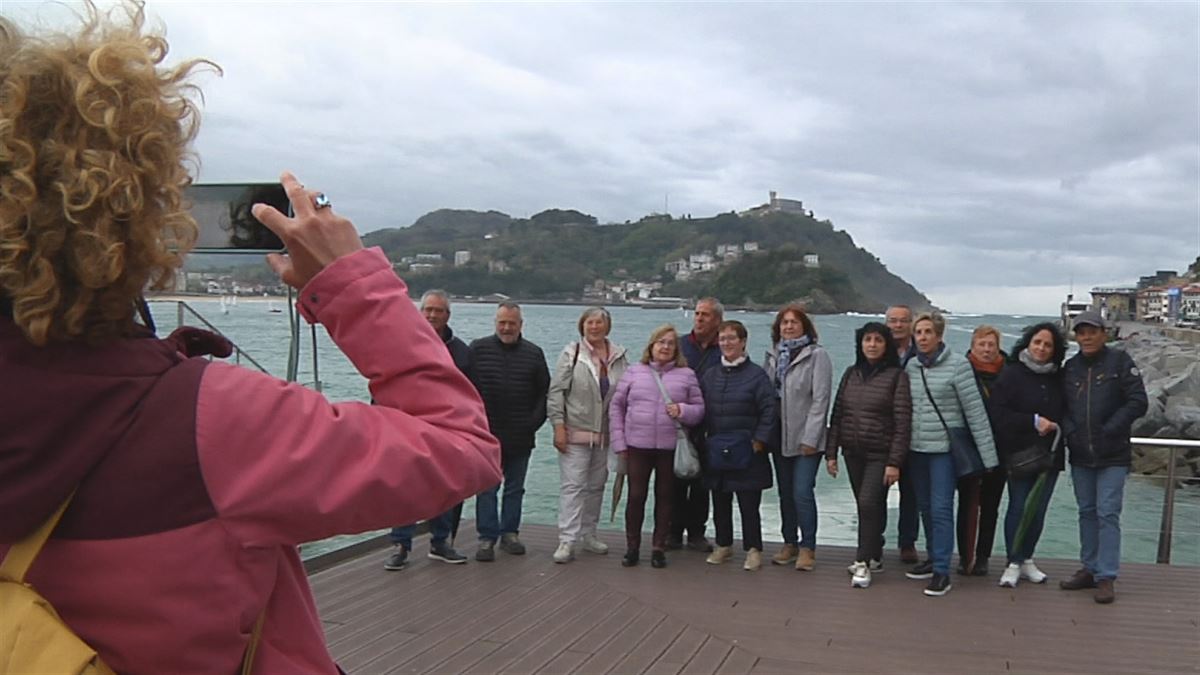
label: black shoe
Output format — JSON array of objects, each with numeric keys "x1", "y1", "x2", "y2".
[
  {"x1": 651, "y1": 550, "x2": 667, "y2": 569},
  {"x1": 899, "y1": 545, "x2": 919, "y2": 565},
  {"x1": 924, "y1": 573, "x2": 952, "y2": 596},
  {"x1": 429, "y1": 542, "x2": 468, "y2": 564},
  {"x1": 956, "y1": 562, "x2": 970, "y2": 576},
  {"x1": 686, "y1": 536, "x2": 714, "y2": 553},
  {"x1": 622, "y1": 550, "x2": 639, "y2": 567},
  {"x1": 972, "y1": 559, "x2": 989, "y2": 576},
  {"x1": 383, "y1": 545, "x2": 409, "y2": 571},
  {"x1": 666, "y1": 536, "x2": 683, "y2": 551},
  {"x1": 475, "y1": 541, "x2": 496, "y2": 562},
  {"x1": 906, "y1": 560, "x2": 934, "y2": 580}
]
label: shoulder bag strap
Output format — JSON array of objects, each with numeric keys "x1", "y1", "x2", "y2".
[
  {"x1": 649, "y1": 368, "x2": 684, "y2": 431},
  {"x1": 564, "y1": 342, "x2": 581, "y2": 399},
  {"x1": 919, "y1": 367, "x2": 952, "y2": 436},
  {"x1": 0, "y1": 491, "x2": 75, "y2": 583}
]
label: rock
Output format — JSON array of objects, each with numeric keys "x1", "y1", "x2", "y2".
[
  {"x1": 1163, "y1": 363, "x2": 1200, "y2": 398},
  {"x1": 1165, "y1": 403, "x2": 1200, "y2": 430}
]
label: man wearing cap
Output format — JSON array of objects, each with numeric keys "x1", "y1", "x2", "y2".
[{"x1": 1058, "y1": 311, "x2": 1147, "y2": 604}]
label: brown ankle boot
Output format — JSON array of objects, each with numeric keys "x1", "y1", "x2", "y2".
[
  {"x1": 1094, "y1": 579, "x2": 1115, "y2": 604},
  {"x1": 1059, "y1": 568, "x2": 1097, "y2": 590}
]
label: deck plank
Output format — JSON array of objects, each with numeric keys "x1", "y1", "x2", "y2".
[{"x1": 309, "y1": 523, "x2": 1200, "y2": 675}]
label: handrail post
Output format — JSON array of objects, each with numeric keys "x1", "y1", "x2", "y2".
[{"x1": 1155, "y1": 445, "x2": 1178, "y2": 565}]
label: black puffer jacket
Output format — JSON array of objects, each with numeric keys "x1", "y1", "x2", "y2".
[
  {"x1": 989, "y1": 358, "x2": 1067, "y2": 471},
  {"x1": 700, "y1": 358, "x2": 778, "y2": 492},
  {"x1": 824, "y1": 364, "x2": 912, "y2": 468},
  {"x1": 442, "y1": 326, "x2": 472, "y2": 375},
  {"x1": 468, "y1": 334, "x2": 551, "y2": 457},
  {"x1": 1062, "y1": 346, "x2": 1148, "y2": 468}
]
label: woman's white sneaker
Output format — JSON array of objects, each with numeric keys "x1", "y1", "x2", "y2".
[
  {"x1": 851, "y1": 562, "x2": 871, "y2": 588},
  {"x1": 553, "y1": 542, "x2": 575, "y2": 564},
  {"x1": 999, "y1": 563, "x2": 1020, "y2": 588},
  {"x1": 1020, "y1": 559, "x2": 1047, "y2": 583}
]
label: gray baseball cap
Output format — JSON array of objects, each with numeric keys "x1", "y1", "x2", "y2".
[{"x1": 1072, "y1": 310, "x2": 1105, "y2": 330}]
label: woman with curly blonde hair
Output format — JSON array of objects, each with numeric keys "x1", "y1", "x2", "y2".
[{"x1": 0, "y1": 3, "x2": 501, "y2": 673}]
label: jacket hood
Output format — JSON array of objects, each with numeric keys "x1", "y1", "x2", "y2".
[{"x1": 0, "y1": 318, "x2": 187, "y2": 542}]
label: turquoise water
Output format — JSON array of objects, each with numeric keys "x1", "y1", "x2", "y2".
[{"x1": 150, "y1": 299, "x2": 1200, "y2": 566}]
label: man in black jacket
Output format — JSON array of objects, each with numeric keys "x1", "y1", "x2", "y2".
[
  {"x1": 1059, "y1": 311, "x2": 1148, "y2": 604},
  {"x1": 469, "y1": 302, "x2": 551, "y2": 561},
  {"x1": 383, "y1": 290, "x2": 473, "y2": 570}
]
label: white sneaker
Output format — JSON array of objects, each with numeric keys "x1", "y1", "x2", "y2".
[
  {"x1": 580, "y1": 534, "x2": 609, "y2": 555},
  {"x1": 846, "y1": 559, "x2": 883, "y2": 575},
  {"x1": 1020, "y1": 559, "x2": 1047, "y2": 584},
  {"x1": 553, "y1": 542, "x2": 575, "y2": 564},
  {"x1": 850, "y1": 562, "x2": 872, "y2": 588},
  {"x1": 999, "y1": 563, "x2": 1020, "y2": 588}
]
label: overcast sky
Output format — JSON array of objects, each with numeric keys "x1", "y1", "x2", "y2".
[{"x1": 10, "y1": 1, "x2": 1199, "y2": 314}]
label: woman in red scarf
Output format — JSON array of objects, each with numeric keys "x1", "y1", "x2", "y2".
[{"x1": 957, "y1": 325, "x2": 1007, "y2": 576}]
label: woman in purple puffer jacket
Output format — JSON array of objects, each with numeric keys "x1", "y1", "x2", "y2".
[{"x1": 609, "y1": 324, "x2": 705, "y2": 569}]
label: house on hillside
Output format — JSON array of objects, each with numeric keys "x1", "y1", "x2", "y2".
[{"x1": 739, "y1": 191, "x2": 806, "y2": 218}]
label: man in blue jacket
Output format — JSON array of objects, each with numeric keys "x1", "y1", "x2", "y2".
[
  {"x1": 673, "y1": 297, "x2": 724, "y2": 552},
  {"x1": 1059, "y1": 311, "x2": 1147, "y2": 604}
]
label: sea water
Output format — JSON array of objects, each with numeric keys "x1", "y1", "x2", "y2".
[{"x1": 150, "y1": 299, "x2": 1200, "y2": 566}]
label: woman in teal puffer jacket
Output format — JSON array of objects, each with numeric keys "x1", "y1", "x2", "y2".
[{"x1": 904, "y1": 312, "x2": 998, "y2": 597}]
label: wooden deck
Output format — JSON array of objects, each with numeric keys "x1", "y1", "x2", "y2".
[{"x1": 311, "y1": 523, "x2": 1200, "y2": 674}]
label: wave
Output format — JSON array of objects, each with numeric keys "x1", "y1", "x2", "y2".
[{"x1": 842, "y1": 311, "x2": 884, "y2": 317}]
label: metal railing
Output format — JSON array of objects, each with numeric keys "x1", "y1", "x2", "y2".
[
  {"x1": 174, "y1": 301, "x2": 270, "y2": 374},
  {"x1": 1135, "y1": 437, "x2": 1200, "y2": 564}
]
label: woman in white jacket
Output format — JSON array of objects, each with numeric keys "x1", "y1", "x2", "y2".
[
  {"x1": 763, "y1": 304, "x2": 833, "y2": 572},
  {"x1": 547, "y1": 307, "x2": 629, "y2": 563}
]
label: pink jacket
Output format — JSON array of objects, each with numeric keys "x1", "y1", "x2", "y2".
[
  {"x1": 608, "y1": 362, "x2": 704, "y2": 452},
  {"x1": 0, "y1": 248, "x2": 501, "y2": 674}
]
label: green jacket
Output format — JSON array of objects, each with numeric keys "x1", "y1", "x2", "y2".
[{"x1": 906, "y1": 345, "x2": 999, "y2": 468}]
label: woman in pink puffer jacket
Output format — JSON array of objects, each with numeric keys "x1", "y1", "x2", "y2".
[{"x1": 609, "y1": 324, "x2": 705, "y2": 569}]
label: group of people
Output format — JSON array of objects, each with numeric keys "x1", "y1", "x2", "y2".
[
  {"x1": 385, "y1": 292, "x2": 1148, "y2": 606},
  {"x1": 0, "y1": 5, "x2": 1154, "y2": 673}
]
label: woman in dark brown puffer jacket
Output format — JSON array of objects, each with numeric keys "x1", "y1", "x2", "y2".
[{"x1": 824, "y1": 322, "x2": 912, "y2": 588}]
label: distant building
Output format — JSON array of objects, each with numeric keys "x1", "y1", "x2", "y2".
[
  {"x1": 408, "y1": 263, "x2": 437, "y2": 274},
  {"x1": 488, "y1": 260, "x2": 509, "y2": 273},
  {"x1": 415, "y1": 253, "x2": 443, "y2": 264},
  {"x1": 1138, "y1": 270, "x2": 1178, "y2": 289},
  {"x1": 665, "y1": 259, "x2": 688, "y2": 275},
  {"x1": 1181, "y1": 285, "x2": 1200, "y2": 320},
  {"x1": 804, "y1": 254, "x2": 819, "y2": 269},
  {"x1": 1137, "y1": 286, "x2": 1168, "y2": 322},
  {"x1": 689, "y1": 252, "x2": 715, "y2": 272},
  {"x1": 1090, "y1": 286, "x2": 1137, "y2": 323},
  {"x1": 454, "y1": 250, "x2": 471, "y2": 267},
  {"x1": 743, "y1": 241, "x2": 759, "y2": 252},
  {"x1": 739, "y1": 191, "x2": 805, "y2": 218}
]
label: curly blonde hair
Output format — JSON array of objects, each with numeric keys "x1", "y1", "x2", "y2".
[{"x1": 0, "y1": 1, "x2": 218, "y2": 345}]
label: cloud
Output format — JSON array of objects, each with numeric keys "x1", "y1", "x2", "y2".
[{"x1": 9, "y1": 1, "x2": 1198, "y2": 314}]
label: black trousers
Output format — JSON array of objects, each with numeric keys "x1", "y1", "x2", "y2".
[
  {"x1": 956, "y1": 469, "x2": 1007, "y2": 570},
  {"x1": 670, "y1": 475, "x2": 710, "y2": 541},
  {"x1": 845, "y1": 454, "x2": 888, "y2": 563},
  {"x1": 712, "y1": 489, "x2": 763, "y2": 551}
]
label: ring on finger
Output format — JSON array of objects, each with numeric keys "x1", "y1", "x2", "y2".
[{"x1": 313, "y1": 193, "x2": 332, "y2": 210}]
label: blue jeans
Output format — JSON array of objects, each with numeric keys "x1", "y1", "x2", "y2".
[
  {"x1": 1071, "y1": 465, "x2": 1128, "y2": 581},
  {"x1": 772, "y1": 453, "x2": 820, "y2": 549},
  {"x1": 476, "y1": 453, "x2": 531, "y2": 543},
  {"x1": 390, "y1": 506, "x2": 456, "y2": 550},
  {"x1": 909, "y1": 452, "x2": 956, "y2": 575},
  {"x1": 1004, "y1": 471, "x2": 1058, "y2": 564}
]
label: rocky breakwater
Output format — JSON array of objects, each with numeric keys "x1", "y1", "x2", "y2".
[{"x1": 1120, "y1": 331, "x2": 1200, "y2": 484}]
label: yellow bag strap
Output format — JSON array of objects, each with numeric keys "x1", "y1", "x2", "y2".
[
  {"x1": 241, "y1": 608, "x2": 266, "y2": 675},
  {"x1": 0, "y1": 491, "x2": 75, "y2": 583}
]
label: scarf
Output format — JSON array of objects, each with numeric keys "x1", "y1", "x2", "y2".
[
  {"x1": 916, "y1": 342, "x2": 945, "y2": 368},
  {"x1": 774, "y1": 335, "x2": 812, "y2": 395},
  {"x1": 1018, "y1": 348, "x2": 1058, "y2": 375},
  {"x1": 858, "y1": 359, "x2": 885, "y2": 379},
  {"x1": 721, "y1": 354, "x2": 748, "y2": 368},
  {"x1": 967, "y1": 350, "x2": 1003, "y2": 375}
]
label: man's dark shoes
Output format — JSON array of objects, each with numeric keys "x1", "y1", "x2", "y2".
[
  {"x1": 475, "y1": 540, "x2": 496, "y2": 562},
  {"x1": 923, "y1": 573, "x2": 952, "y2": 597},
  {"x1": 906, "y1": 560, "x2": 934, "y2": 580},
  {"x1": 900, "y1": 545, "x2": 919, "y2": 565},
  {"x1": 383, "y1": 544, "x2": 408, "y2": 571},
  {"x1": 666, "y1": 536, "x2": 683, "y2": 551},
  {"x1": 651, "y1": 550, "x2": 667, "y2": 568},
  {"x1": 622, "y1": 550, "x2": 639, "y2": 567},
  {"x1": 972, "y1": 559, "x2": 989, "y2": 576},
  {"x1": 1094, "y1": 579, "x2": 1116, "y2": 604},
  {"x1": 499, "y1": 533, "x2": 526, "y2": 555},
  {"x1": 428, "y1": 541, "x2": 468, "y2": 564},
  {"x1": 686, "y1": 536, "x2": 714, "y2": 553},
  {"x1": 1059, "y1": 568, "x2": 1097, "y2": 590}
]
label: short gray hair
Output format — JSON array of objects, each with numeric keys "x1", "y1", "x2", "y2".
[
  {"x1": 696, "y1": 297, "x2": 724, "y2": 319},
  {"x1": 420, "y1": 289, "x2": 450, "y2": 308},
  {"x1": 496, "y1": 301, "x2": 522, "y2": 316}
]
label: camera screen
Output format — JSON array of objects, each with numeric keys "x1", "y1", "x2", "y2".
[{"x1": 187, "y1": 183, "x2": 288, "y2": 251}]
